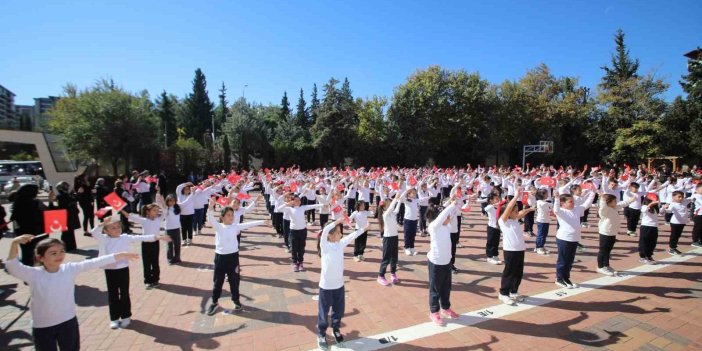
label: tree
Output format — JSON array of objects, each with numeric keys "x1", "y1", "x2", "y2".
[
  {"x1": 310, "y1": 83, "x2": 320, "y2": 126},
  {"x1": 279, "y1": 91, "x2": 291, "y2": 122},
  {"x1": 172, "y1": 138, "x2": 205, "y2": 175},
  {"x1": 49, "y1": 80, "x2": 160, "y2": 175},
  {"x1": 215, "y1": 82, "x2": 229, "y2": 137},
  {"x1": 311, "y1": 77, "x2": 359, "y2": 165},
  {"x1": 221, "y1": 134, "x2": 231, "y2": 169},
  {"x1": 294, "y1": 88, "x2": 308, "y2": 128},
  {"x1": 611, "y1": 120, "x2": 664, "y2": 163},
  {"x1": 600, "y1": 29, "x2": 640, "y2": 90},
  {"x1": 156, "y1": 91, "x2": 178, "y2": 148},
  {"x1": 183, "y1": 68, "x2": 215, "y2": 144}
]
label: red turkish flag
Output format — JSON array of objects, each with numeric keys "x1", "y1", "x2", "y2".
[
  {"x1": 236, "y1": 192, "x2": 251, "y2": 200},
  {"x1": 646, "y1": 193, "x2": 659, "y2": 202},
  {"x1": 409, "y1": 175, "x2": 417, "y2": 186},
  {"x1": 540, "y1": 177, "x2": 556, "y2": 187},
  {"x1": 44, "y1": 209, "x2": 67, "y2": 233},
  {"x1": 521, "y1": 192, "x2": 529, "y2": 204},
  {"x1": 332, "y1": 205, "x2": 343, "y2": 214},
  {"x1": 95, "y1": 207, "x2": 110, "y2": 219},
  {"x1": 104, "y1": 192, "x2": 127, "y2": 212},
  {"x1": 217, "y1": 196, "x2": 230, "y2": 206},
  {"x1": 336, "y1": 183, "x2": 345, "y2": 192},
  {"x1": 582, "y1": 182, "x2": 596, "y2": 191},
  {"x1": 290, "y1": 182, "x2": 299, "y2": 192},
  {"x1": 390, "y1": 182, "x2": 399, "y2": 191},
  {"x1": 461, "y1": 202, "x2": 472, "y2": 213}
]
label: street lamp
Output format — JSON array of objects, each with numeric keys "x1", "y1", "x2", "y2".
[{"x1": 242, "y1": 84, "x2": 248, "y2": 100}]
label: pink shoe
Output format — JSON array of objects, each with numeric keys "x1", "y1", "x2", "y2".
[
  {"x1": 390, "y1": 274, "x2": 400, "y2": 284},
  {"x1": 292, "y1": 263, "x2": 299, "y2": 272},
  {"x1": 441, "y1": 308, "x2": 459, "y2": 319},
  {"x1": 298, "y1": 263, "x2": 306, "y2": 272},
  {"x1": 430, "y1": 312, "x2": 446, "y2": 326},
  {"x1": 377, "y1": 276, "x2": 389, "y2": 286}
]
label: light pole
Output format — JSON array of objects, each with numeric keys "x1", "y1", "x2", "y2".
[{"x1": 242, "y1": 84, "x2": 248, "y2": 100}]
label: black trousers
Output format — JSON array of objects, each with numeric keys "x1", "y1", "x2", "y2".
[
  {"x1": 523, "y1": 210, "x2": 535, "y2": 233},
  {"x1": 347, "y1": 198, "x2": 356, "y2": 217},
  {"x1": 273, "y1": 212, "x2": 284, "y2": 235},
  {"x1": 180, "y1": 214, "x2": 193, "y2": 240},
  {"x1": 319, "y1": 214, "x2": 329, "y2": 229},
  {"x1": 427, "y1": 260, "x2": 452, "y2": 313},
  {"x1": 379, "y1": 236, "x2": 398, "y2": 275},
  {"x1": 691, "y1": 215, "x2": 702, "y2": 243},
  {"x1": 580, "y1": 209, "x2": 590, "y2": 225},
  {"x1": 61, "y1": 229, "x2": 77, "y2": 252},
  {"x1": 419, "y1": 206, "x2": 428, "y2": 232},
  {"x1": 305, "y1": 199, "x2": 317, "y2": 223},
  {"x1": 166, "y1": 228, "x2": 181, "y2": 262},
  {"x1": 486, "y1": 226, "x2": 501, "y2": 257},
  {"x1": 33, "y1": 316, "x2": 79, "y2": 351},
  {"x1": 317, "y1": 286, "x2": 345, "y2": 337},
  {"x1": 449, "y1": 232, "x2": 459, "y2": 267},
  {"x1": 212, "y1": 252, "x2": 240, "y2": 304},
  {"x1": 669, "y1": 223, "x2": 686, "y2": 249},
  {"x1": 624, "y1": 208, "x2": 641, "y2": 232},
  {"x1": 639, "y1": 226, "x2": 658, "y2": 258},
  {"x1": 283, "y1": 219, "x2": 291, "y2": 249},
  {"x1": 499, "y1": 251, "x2": 525, "y2": 296},
  {"x1": 141, "y1": 241, "x2": 160, "y2": 284},
  {"x1": 79, "y1": 202, "x2": 94, "y2": 232},
  {"x1": 597, "y1": 234, "x2": 616, "y2": 268},
  {"x1": 105, "y1": 267, "x2": 131, "y2": 321},
  {"x1": 290, "y1": 228, "x2": 308, "y2": 264},
  {"x1": 353, "y1": 231, "x2": 368, "y2": 256},
  {"x1": 396, "y1": 203, "x2": 405, "y2": 225}
]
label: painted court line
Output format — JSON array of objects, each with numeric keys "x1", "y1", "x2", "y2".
[{"x1": 312, "y1": 248, "x2": 702, "y2": 351}]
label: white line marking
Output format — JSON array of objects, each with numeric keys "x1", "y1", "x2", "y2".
[{"x1": 312, "y1": 248, "x2": 702, "y2": 351}]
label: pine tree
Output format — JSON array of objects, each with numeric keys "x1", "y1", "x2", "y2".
[
  {"x1": 183, "y1": 68, "x2": 215, "y2": 144},
  {"x1": 279, "y1": 91, "x2": 291, "y2": 122},
  {"x1": 310, "y1": 83, "x2": 320, "y2": 126},
  {"x1": 215, "y1": 82, "x2": 229, "y2": 137},
  {"x1": 295, "y1": 88, "x2": 307, "y2": 128},
  {"x1": 681, "y1": 48, "x2": 702, "y2": 104},
  {"x1": 222, "y1": 134, "x2": 231, "y2": 169},
  {"x1": 600, "y1": 29, "x2": 640, "y2": 89},
  {"x1": 156, "y1": 91, "x2": 178, "y2": 148}
]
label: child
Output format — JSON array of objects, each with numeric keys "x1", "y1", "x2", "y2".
[
  {"x1": 523, "y1": 187, "x2": 537, "y2": 237},
  {"x1": 481, "y1": 193, "x2": 502, "y2": 264},
  {"x1": 280, "y1": 194, "x2": 323, "y2": 272},
  {"x1": 162, "y1": 194, "x2": 182, "y2": 264},
  {"x1": 665, "y1": 191, "x2": 690, "y2": 255},
  {"x1": 316, "y1": 218, "x2": 370, "y2": 350},
  {"x1": 122, "y1": 204, "x2": 165, "y2": 288},
  {"x1": 175, "y1": 182, "x2": 197, "y2": 245},
  {"x1": 6, "y1": 235, "x2": 137, "y2": 350},
  {"x1": 206, "y1": 198, "x2": 266, "y2": 315},
  {"x1": 349, "y1": 201, "x2": 374, "y2": 261},
  {"x1": 497, "y1": 188, "x2": 534, "y2": 305},
  {"x1": 623, "y1": 182, "x2": 643, "y2": 236},
  {"x1": 377, "y1": 195, "x2": 401, "y2": 285},
  {"x1": 691, "y1": 183, "x2": 702, "y2": 247},
  {"x1": 426, "y1": 200, "x2": 460, "y2": 326},
  {"x1": 639, "y1": 198, "x2": 660, "y2": 264},
  {"x1": 91, "y1": 213, "x2": 171, "y2": 329},
  {"x1": 400, "y1": 187, "x2": 424, "y2": 256},
  {"x1": 534, "y1": 189, "x2": 552, "y2": 255},
  {"x1": 553, "y1": 190, "x2": 595, "y2": 289},
  {"x1": 596, "y1": 194, "x2": 636, "y2": 275}
]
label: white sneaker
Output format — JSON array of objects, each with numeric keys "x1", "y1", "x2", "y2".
[
  {"x1": 607, "y1": 267, "x2": 618, "y2": 275},
  {"x1": 492, "y1": 256, "x2": 502, "y2": 264},
  {"x1": 120, "y1": 318, "x2": 131, "y2": 328},
  {"x1": 597, "y1": 267, "x2": 614, "y2": 276},
  {"x1": 536, "y1": 248, "x2": 547, "y2": 255},
  {"x1": 353, "y1": 256, "x2": 361, "y2": 262},
  {"x1": 411, "y1": 248, "x2": 419, "y2": 256},
  {"x1": 404, "y1": 248, "x2": 412, "y2": 256},
  {"x1": 498, "y1": 294, "x2": 515, "y2": 305},
  {"x1": 509, "y1": 293, "x2": 526, "y2": 302},
  {"x1": 110, "y1": 321, "x2": 120, "y2": 329}
]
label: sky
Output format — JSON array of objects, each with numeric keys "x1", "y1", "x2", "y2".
[{"x1": 1, "y1": 0, "x2": 700, "y2": 106}]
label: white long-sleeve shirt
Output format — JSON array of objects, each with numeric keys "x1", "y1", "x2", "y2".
[
  {"x1": 554, "y1": 192, "x2": 595, "y2": 242},
  {"x1": 382, "y1": 199, "x2": 401, "y2": 237},
  {"x1": 282, "y1": 204, "x2": 323, "y2": 230},
  {"x1": 427, "y1": 203, "x2": 457, "y2": 265},
  {"x1": 6, "y1": 254, "x2": 117, "y2": 328},
  {"x1": 176, "y1": 183, "x2": 197, "y2": 215},
  {"x1": 349, "y1": 210, "x2": 373, "y2": 230},
  {"x1": 164, "y1": 206, "x2": 181, "y2": 230},
  {"x1": 666, "y1": 200, "x2": 690, "y2": 225},
  {"x1": 208, "y1": 210, "x2": 265, "y2": 254},
  {"x1": 128, "y1": 213, "x2": 163, "y2": 235},
  {"x1": 535, "y1": 200, "x2": 552, "y2": 224},
  {"x1": 499, "y1": 218, "x2": 526, "y2": 251},
  {"x1": 91, "y1": 226, "x2": 157, "y2": 269},
  {"x1": 319, "y1": 222, "x2": 365, "y2": 290}
]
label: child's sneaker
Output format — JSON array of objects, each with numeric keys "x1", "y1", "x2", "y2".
[
  {"x1": 207, "y1": 303, "x2": 219, "y2": 316},
  {"x1": 692, "y1": 241, "x2": 702, "y2": 248},
  {"x1": 564, "y1": 279, "x2": 579, "y2": 288},
  {"x1": 647, "y1": 257, "x2": 656, "y2": 265},
  {"x1": 638, "y1": 257, "x2": 647, "y2": 263},
  {"x1": 607, "y1": 267, "x2": 619, "y2": 275},
  {"x1": 555, "y1": 279, "x2": 568, "y2": 288},
  {"x1": 441, "y1": 308, "x2": 459, "y2": 319},
  {"x1": 377, "y1": 276, "x2": 390, "y2": 286},
  {"x1": 492, "y1": 256, "x2": 502, "y2": 264},
  {"x1": 285, "y1": 247, "x2": 290, "y2": 253},
  {"x1": 333, "y1": 329, "x2": 344, "y2": 344},
  {"x1": 597, "y1": 267, "x2": 614, "y2": 276},
  {"x1": 298, "y1": 263, "x2": 306, "y2": 272},
  {"x1": 627, "y1": 231, "x2": 637, "y2": 237},
  {"x1": 404, "y1": 248, "x2": 412, "y2": 256},
  {"x1": 429, "y1": 312, "x2": 446, "y2": 326},
  {"x1": 233, "y1": 301, "x2": 243, "y2": 310},
  {"x1": 145, "y1": 284, "x2": 153, "y2": 290},
  {"x1": 293, "y1": 263, "x2": 299, "y2": 272},
  {"x1": 317, "y1": 335, "x2": 329, "y2": 350},
  {"x1": 499, "y1": 294, "x2": 515, "y2": 305},
  {"x1": 120, "y1": 317, "x2": 131, "y2": 328},
  {"x1": 668, "y1": 248, "x2": 680, "y2": 255},
  {"x1": 110, "y1": 320, "x2": 120, "y2": 329},
  {"x1": 354, "y1": 256, "x2": 361, "y2": 262},
  {"x1": 577, "y1": 245, "x2": 586, "y2": 253},
  {"x1": 411, "y1": 248, "x2": 418, "y2": 256},
  {"x1": 509, "y1": 293, "x2": 526, "y2": 302},
  {"x1": 390, "y1": 273, "x2": 400, "y2": 284}
]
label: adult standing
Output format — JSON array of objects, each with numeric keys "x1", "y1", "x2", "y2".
[
  {"x1": 50, "y1": 182, "x2": 81, "y2": 251},
  {"x1": 94, "y1": 178, "x2": 109, "y2": 209},
  {"x1": 74, "y1": 174, "x2": 95, "y2": 235},
  {"x1": 9, "y1": 184, "x2": 48, "y2": 266}
]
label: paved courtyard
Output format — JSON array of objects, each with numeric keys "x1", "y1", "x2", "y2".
[{"x1": 1, "y1": 197, "x2": 701, "y2": 350}]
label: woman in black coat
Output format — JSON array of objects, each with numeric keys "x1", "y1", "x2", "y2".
[
  {"x1": 49, "y1": 181, "x2": 81, "y2": 251},
  {"x1": 10, "y1": 184, "x2": 47, "y2": 266},
  {"x1": 74, "y1": 174, "x2": 95, "y2": 234}
]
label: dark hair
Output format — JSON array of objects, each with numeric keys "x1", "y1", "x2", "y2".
[
  {"x1": 317, "y1": 224, "x2": 343, "y2": 257},
  {"x1": 535, "y1": 188, "x2": 548, "y2": 201},
  {"x1": 642, "y1": 198, "x2": 659, "y2": 213},
  {"x1": 355, "y1": 201, "x2": 366, "y2": 211},
  {"x1": 629, "y1": 182, "x2": 640, "y2": 190},
  {"x1": 165, "y1": 194, "x2": 180, "y2": 215},
  {"x1": 487, "y1": 193, "x2": 500, "y2": 204},
  {"x1": 425, "y1": 204, "x2": 440, "y2": 223},
  {"x1": 602, "y1": 194, "x2": 617, "y2": 205},
  {"x1": 570, "y1": 184, "x2": 581, "y2": 193},
  {"x1": 220, "y1": 206, "x2": 234, "y2": 220},
  {"x1": 559, "y1": 194, "x2": 573, "y2": 203},
  {"x1": 35, "y1": 238, "x2": 65, "y2": 265}
]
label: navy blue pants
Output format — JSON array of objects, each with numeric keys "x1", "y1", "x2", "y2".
[
  {"x1": 639, "y1": 225, "x2": 658, "y2": 258},
  {"x1": 536, "y1": 222, "x2": 550, "y2": 248},
  {"x1": 403, "y1": 219, "x2": 418, "y2": 249},
  {"x1": 318, "y1": 286, "x2": 345, "y2": 337},
  {"x1": 556, "y1": 239, "x2": 578, "y2": 281},
  {"x1": 33, "y1": 316, "x2": 79, "y2": 351}
]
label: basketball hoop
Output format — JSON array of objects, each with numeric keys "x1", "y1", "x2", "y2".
[{"x1": 523, "y1": 141, "x2": 553, "y2": 168}]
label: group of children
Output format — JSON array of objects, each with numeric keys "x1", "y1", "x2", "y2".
[{"x1": 5, "y1": 164, "x2": 702, "y2": 351}]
